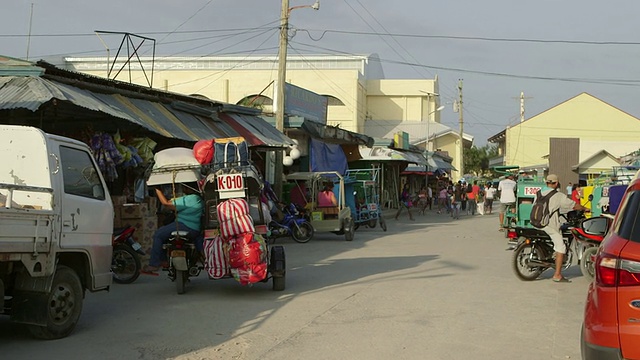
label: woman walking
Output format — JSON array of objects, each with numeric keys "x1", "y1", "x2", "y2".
[{"x1": 395, "y1": 183, "x2": 415, "y2": 220}]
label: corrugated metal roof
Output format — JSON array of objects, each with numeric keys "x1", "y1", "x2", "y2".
[
  {"x1": 358, "y1": 145, "x2": 427, "y2": 165},
  {"x1": 220, "y1": 112, "x2": 294, "y2": 148},
  {"x1": 0, "y1": 56, "x2": 44, "y2": 77},
  {"x1": 0, "y1": 75, "x2": 292, "y2": 145}
]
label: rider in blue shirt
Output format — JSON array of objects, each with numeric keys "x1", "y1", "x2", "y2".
[{"x1": 142, "y1": 184, "x2": 203, "y2": 274}]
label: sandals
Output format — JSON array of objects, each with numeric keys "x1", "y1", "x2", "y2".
[
  {"x1": 552, "y1": 277, "x2": 571, "y2": 283},
  {"x1": 140, "y1": 265, "x2": 160, "y2": 276}
]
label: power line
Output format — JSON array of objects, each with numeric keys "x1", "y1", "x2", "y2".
[
  {"x1": 289, "y1": 40, "x2": 640, "y2": 86},
  {"x1": 298, "y1": 29, "x2": 640, "y2": 46}
]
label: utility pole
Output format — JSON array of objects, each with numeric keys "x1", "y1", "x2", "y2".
[
  {"x1": 274, "y1": 0, "x2": 318, "y2": 199},
  {"x1": 515, "y1": 91, "x2": 533, "y2": 123},
  {"x1": 458, "y1": 79, "x2": 464, "y2": 178},
  {"x1": 274, "y1": 0, "x2": 290, "y2": 199}
]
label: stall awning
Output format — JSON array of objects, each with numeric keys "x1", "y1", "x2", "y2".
[
  {"x1": 358, "y1": 145, "x2": 427, "y2": 165},
  {"x1": 219, "y1": 112, "x2": 294, "y2": 148},
  {"x1": 0, "y1": 75, "x2": 293, "y2": 146},
  {"x1": 301, "y1": 120, "x2": 374, "y2": 147}
]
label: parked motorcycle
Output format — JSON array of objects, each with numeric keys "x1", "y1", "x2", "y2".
[
  {"x1": 267, "y1": 203, "x2": 314, "y2": 244},
  {"x1": 112, "y1": 226, "x2": 145, "y2": 284},
  {"x1": 511, "y1": 211, "x2": 584, "y2": 281},
  {"x1": 571, "y1": 215, "x2": 611, "y2": 280}
]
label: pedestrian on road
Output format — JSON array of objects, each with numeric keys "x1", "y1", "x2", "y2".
[
  {"x1": 427, "y1": 185, "x2": 433, "y2": 211},
  {"x1": 395, "y1": 183, "x2": 415, "y2": 221},
  {"x1": 451, "y1": 183, "x2": 463, "y2": 219},
  {"x1": 484, "y1": 183, "x2": 497, "y2": 215},
  {"x1": 571, "y1": 183, "x2": 582, "y2": 205},
  {"x1": 498, "y1": 174, "x2": 517, "y2": 230},
  {"x1": 437, "y1": 187, "x2": 448, "y2": 214}
]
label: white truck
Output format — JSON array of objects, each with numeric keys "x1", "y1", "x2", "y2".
[{"x1": 0, "y1": 125, "x2": 113, "y2": 339}]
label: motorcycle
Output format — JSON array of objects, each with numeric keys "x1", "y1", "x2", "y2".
[
  {"x1": 511, "y1": 211, "x2": 584, "y2": 281},
  {"x1": 571, "y1": 215, "x2": 611, "y2": 280},
  {"x1": 267, "y1": 203, "x2": 314, "y2": 244},
  {"x1": 112, "y1": 226, "x2": 145, "y2": 284},
  {"x1": 164, "y1": 230, "x2": 201, "y2": 294}
]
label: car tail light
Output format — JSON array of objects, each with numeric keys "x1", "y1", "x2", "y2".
[
  {"x1": 596, "y1": 252, "x2": 640, "y2": 287},
  {"x1": 618, "y1": 259, "x2": 640, "y2": 286}
]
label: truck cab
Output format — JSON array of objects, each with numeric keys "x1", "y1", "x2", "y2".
[{"x1": 0, "y1": 125, "x2": 113, "y2": 339}]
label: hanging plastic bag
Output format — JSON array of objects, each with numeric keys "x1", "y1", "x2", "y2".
[{"x1": 193, "y1": 139, "x2": 215, "y2": 165}]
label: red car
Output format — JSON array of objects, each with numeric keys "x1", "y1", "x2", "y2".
[{"x1": 582, "y1": 174, "x2": 640, "y2": 359}]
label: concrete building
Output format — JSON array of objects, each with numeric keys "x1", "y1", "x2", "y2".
[
  {"x1": 488, "y1": 92, "x2": 640, "y2": 184},
  {"x1": 63, "y1": 54, "x2": 471, "y2": 179}
]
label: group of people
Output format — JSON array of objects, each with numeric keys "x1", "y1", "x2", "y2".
[
  {"x1": 394, "y1": 179, "x2": 500, "y2": 221},
  {"x1": 433, "y1": 180, "x2": 498, "y2": 220}
]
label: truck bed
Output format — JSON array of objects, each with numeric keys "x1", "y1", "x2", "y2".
[{"x1": 0, "y1": 209, "x2": 53, "y2": 255}]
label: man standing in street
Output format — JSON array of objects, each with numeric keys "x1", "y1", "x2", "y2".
[
  {"x1": 536, "y1": 174, "x2": 589, "y2": 282},
  {"x1": 498, "y1": 174, "x2": 517, "y2": 230},
  {"x1": 484, "y1": 183, "x2": 497, "y2": 214}
]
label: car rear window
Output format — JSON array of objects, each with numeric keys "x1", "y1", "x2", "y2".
[{"x1": 617, "y1": 190, "x2": 640, "y2": 243}]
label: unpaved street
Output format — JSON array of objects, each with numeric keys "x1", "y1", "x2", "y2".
[{"x1": 0, "y1": 211, "x2": 588, "y2": 359}]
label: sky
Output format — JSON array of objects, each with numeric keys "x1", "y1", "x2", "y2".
[{"x1": 3, "y1": 0, "x2": 640, "y2": 146}]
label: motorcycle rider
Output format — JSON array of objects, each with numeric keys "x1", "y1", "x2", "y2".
[
  {"x1": 142, "y1": 184, "x2": 203, "y2": 275},
  {"x1": 536, "y1": 174, "x2": 589, "y2": 282}
]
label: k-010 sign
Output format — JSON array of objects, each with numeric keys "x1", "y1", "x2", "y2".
[{"x1": 217, "y1": 173, "x2": 246, "y2": 199}]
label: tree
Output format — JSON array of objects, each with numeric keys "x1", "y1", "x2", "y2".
[{"x1": 464, "y1": 144, "x2": 498, "y2": 176}]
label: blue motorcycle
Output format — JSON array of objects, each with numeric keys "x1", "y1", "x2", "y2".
[{"x1": 268, "y1": 203, "x2": 315, "y2": 243}]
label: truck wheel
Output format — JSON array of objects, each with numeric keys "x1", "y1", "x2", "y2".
[{"x1": 28, "y1": 265, "x2": 83, "y2": 339}]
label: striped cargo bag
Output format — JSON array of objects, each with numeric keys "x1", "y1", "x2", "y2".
[
  {"x1": 217, "y1": 198, "x2": 255, "y2": 239},
  {"x1": 203, "y1": 236, "x2": 228, "y2": 279}
]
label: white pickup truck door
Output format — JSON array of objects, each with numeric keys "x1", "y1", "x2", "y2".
[{"x1": 58, "y1": 145, "x2": 113, "y2": 288}]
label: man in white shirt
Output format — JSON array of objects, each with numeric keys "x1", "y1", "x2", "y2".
[
  {"x1": 498, "y1": 174, "x2": 517, "y2": 230},
  {"x1": 537, "y1": 174, "x2": 589, "y2": 282}
]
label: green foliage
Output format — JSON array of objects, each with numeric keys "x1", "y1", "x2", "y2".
[{"x1": 464, "y1": 144, "x2": 498, "y2": 176}]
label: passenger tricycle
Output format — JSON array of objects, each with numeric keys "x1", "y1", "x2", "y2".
[
  {"x1": 147, "y1": 140, "x2": 286, "y2": 294},
  {"x1": 285, "y1": 171, "x2": 355, "y2": 241},
  {"x1": 346, "y1": 169, "x2": 387, "y2": 232}
]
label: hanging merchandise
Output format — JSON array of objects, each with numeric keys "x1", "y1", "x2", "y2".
[
  {"x1": 129, "y1": 137, "x2": 157, "y2": 164},
  {"x1": 122, "y1": 145, "x2": 144, "y2": 168},
  {"x1": 113, "y1": 130, "x2": 131, "y2": 163},
  {"x1": 113, "y1": 130, "x2": 144, "y2": 168},
  {"x1": 90, "y1": 132, "x2": 123, "y2": 182}
]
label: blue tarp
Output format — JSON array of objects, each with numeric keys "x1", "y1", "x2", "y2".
[{"x1": 310, "y1": 138, "x2": 348, "y2": 175}]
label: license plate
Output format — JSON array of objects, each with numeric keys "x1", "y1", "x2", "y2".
[
  {"x1": 217, "y1": 173, "x2": 245, "y2": 199},
  {"x1": 171, "y1": 250, "x2": 186, "y2": 258}
]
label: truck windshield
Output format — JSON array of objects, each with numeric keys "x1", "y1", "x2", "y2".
[{"x1": 60, "y1": 146, "x2": 106, "y2": 200}]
